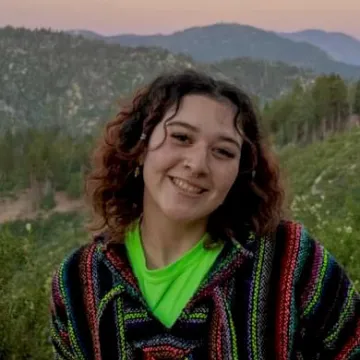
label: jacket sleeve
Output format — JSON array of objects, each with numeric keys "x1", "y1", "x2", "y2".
[
  {"x1": 298, "y1": 228, "x2": 360, "y2": 359},
  {"x1": 49, "y1": 261, "x2": 76, "y2": 360}
]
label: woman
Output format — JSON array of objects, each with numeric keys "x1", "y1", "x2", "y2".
[{"x1": 50, "y1": 70, "x2": 360, "y2": 359}]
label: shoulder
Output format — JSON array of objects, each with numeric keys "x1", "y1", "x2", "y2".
[
  {"x1": 269, "y1": 219, "x2": 358, "y2": 307},
  {"x1": 274, "y1": 223, "x2": 360, "y2": 356},
  {"x1": 49, "y1": 235, "x2": 108, "y2": 358},
  {"x1": 273, "y1": 219, "x2": 353, "y2": 278},
  {"x1": 273, "y1": 219, "x2": 324, "y2": 265},
  {"x1": 274, "y1": 219, "x2": 312, "y2": 246},
  {"x1": 274, "y1": 219, "x2": 359, "y2": 312},
  {"x1": 51, "y1": 234, "x2": 106, "y2": 297}
]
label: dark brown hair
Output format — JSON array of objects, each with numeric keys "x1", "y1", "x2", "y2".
[{"x1": 85, "y1": 69, "x2": 286, "y2": 245}]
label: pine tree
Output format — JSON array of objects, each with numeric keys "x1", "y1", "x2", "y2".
[
  {"x1": 353, "y1": 80, "x2": 360, "y2": 116},
  {"x1": 327, "y1": 74, "x2": 349, "y2": 132}
]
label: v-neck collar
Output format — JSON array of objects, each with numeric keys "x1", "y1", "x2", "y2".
[{"x1": 97, "y1": 229, "x2": 254, "y2": 319}]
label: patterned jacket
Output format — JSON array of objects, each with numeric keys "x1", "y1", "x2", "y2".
[{"x1": 50, "y1": 220, "x2": 360, "y2": 359}]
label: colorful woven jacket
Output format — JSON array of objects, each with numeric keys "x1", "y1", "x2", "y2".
[{"x1": 50, "y1": 220, "x2": 360, "y2": 359}]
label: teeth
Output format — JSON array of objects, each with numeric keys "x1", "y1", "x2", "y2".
[{"x1": 171, "y1": 177, "x2": 203, "y2": 194}]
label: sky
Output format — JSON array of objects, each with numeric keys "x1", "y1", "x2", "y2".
[{"x1": 1, "y1": 0, "x2": 360, "y2": 39}]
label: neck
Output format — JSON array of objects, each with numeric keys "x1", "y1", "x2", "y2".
[{"x1": 140, "y1": 209, "x2": 208, "y2": 270}]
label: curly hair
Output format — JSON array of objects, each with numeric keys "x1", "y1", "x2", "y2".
[{"x1": 85, "y1": 69, "x2": 286, "y2": 246}]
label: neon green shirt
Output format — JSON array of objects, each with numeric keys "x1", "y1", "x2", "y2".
[{"x1": 124, "y1": 221, "x2": 224, "y2": 328}]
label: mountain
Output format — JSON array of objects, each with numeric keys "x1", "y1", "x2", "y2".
[
  {"x1": 0, "y1": 26, "x2": 314, "y2": 133},
  {"x1": 0, "y1": 26, "x2": 197, "y2": 133},
  {"x1": 279, "y1": 29, "x2": 360, "y2": 67},
  {"x1": 90, "y1": 23, "x2": 360, "y2": 79},
  {"x1": 67, "y1": 29, "x2": 104, "y2": 40},
  {"x1": 213, "y1": 58, "x2": 313, "y2": 100}
]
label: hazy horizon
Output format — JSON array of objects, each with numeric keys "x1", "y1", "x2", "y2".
[{"x1": 1, "y1": 0, "x2": 360, "y2": 39}]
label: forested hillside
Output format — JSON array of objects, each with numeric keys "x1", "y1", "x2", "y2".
[
  {"x1": 263, "y1": 75, "x2": 360, "y2": 145},
  {"x1": 0, "y1": 27, "x2": 194, "y2": 133},
  {"x1": 1, "y1": 74, "x2": 360, "y2": 203},
  {"x1": 0, "y1": 26, "x2": 315, "y2": 133}
]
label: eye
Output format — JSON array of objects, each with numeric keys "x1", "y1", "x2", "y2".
[
  {"x1": 214, "y1": 148, "x2": 236, "y2": 159},
  {"x1": 171, "y1": 133, "x2": 191, "y2": 144}
]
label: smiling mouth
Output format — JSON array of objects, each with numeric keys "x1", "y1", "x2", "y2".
[{"x1": 169, "y1": 176, "x2": 208, "y2": 195}]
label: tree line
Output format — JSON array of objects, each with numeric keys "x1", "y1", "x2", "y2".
[
  {"x1": 263, "y1": 75, "x2": 360, "y2": 146},
  {"x1": 0, "y1": 127, "x2": 94, "y2": 208},
  {"x1": 1, "y1": 76, "x2": 360, "y2": 208}
]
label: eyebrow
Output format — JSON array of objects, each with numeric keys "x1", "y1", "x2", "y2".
[{"x1": 167, "y1": 120, "x2": 242, "y2": 150}]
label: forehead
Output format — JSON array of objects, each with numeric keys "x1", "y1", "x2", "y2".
[{"x1": 167, "y1": 94, "x2": 239, "y2": 132}]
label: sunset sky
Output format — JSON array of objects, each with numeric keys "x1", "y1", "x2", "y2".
[{"x1": 1, "y1": 0, "x2": 360, "y2": 38}]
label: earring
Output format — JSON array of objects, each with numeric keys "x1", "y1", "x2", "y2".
[{"x1": 134, "y1": 166, "x2": 140, "y2": 178}]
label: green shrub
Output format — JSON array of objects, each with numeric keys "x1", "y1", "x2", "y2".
[
  {"x1": 0, "y1": 213, "x2": 88, "y2": 359},
  {"x1": 65, "y1": 172, "x2": 83, "y2": 199},
  {"x1": 40, "y1": 190, "x2": 56, "y2": 211}
]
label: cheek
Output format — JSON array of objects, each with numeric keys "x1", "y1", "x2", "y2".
[
  {"x1": 214, "y1": 163, "x2": 239, "y2": 194},
  {"x1": 142, "y1": 145, "x2": 177, "y2": 181},
  {"x1": 144, "y1": 128, "x2": 172, "y2": 168},
  {"x1": 142, "y1": 153, "x2": 161, "y2": 186}
]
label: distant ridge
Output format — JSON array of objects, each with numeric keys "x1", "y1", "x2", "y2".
[
  {"x1": 279, "y1": 29, "x2": 360, "y2": 66},
  {"x1": 67, "y1": 23, "x2": 360, "y2": 79}
]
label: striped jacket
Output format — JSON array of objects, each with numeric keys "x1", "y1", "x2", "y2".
[{"x1": 50, "y1": 220, "x2": 360, "y2": 359}]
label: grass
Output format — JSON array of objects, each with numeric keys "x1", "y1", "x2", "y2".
[
  {"x1": 0, "y1": 212, "x2": 88, "y2": 359},
  {"x1": 280, "y1": 128, "x2": 360, "y2": 286}
]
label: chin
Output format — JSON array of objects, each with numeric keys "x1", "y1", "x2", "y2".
[
  {"x1": 160, "y1": 203, "x2": 209, "y2": 224},
  {"x1": 163, "y1": 210, "x2": 197, "y2": 223}
]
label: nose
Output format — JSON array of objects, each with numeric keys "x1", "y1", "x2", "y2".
[{"x1": 183, "y1": 144, "x2": 210, "y2": 177}]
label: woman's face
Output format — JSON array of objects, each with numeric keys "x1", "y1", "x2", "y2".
[{"x1": 142, "y1": 94, "x2": 243, "y2": 224}]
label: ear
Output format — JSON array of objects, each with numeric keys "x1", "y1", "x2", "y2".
[{"x1": 138, "y1": 152, "x2": 145, "y2": 166}]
